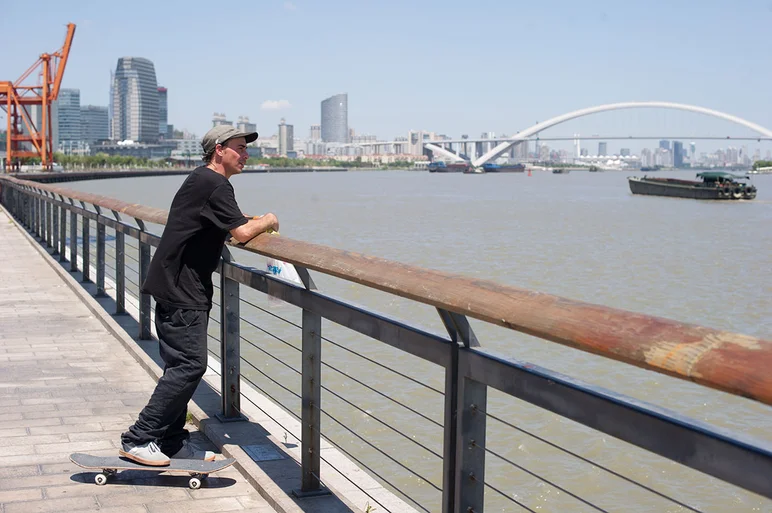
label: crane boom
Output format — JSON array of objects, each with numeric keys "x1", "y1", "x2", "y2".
[
  {"x1": 50, "y1": 23, "x2": 76, "y2": 100},
  {"x1": 1, "y1": 23, "x2": 76, "y2": 171}
]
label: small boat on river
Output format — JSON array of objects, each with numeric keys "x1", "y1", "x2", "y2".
[{"x1": 628, "y1": 171, "x2": 757, "y2": 200}]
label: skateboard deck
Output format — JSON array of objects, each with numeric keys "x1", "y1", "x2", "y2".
[{"x1": 70, "y1": 452, "x2": 236, "y2": 489}]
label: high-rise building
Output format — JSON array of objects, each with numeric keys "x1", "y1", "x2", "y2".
[
  {"x1": 237, "y1": 116, "x2": 257, "y2": 134},
  {"x1": 212, "y1": 113, "x2": 232, "y2": 127},
  {"x1": 321, "y1": 93, "x2": 348, "y2": 143},
  {"x1": 310, "y1": 124, "x2": 321, "y2": 142},
  {"x1": 690, "y1": 142, "x2": 696, "y2": 162},
  {"x1": 659, "y1": 140, "x2": 671, "y2": 151},
  {"x1": 80, "y1": 105, "x2": 109, "y2": 145},
  {"x1": 673, "y1": 141, "x2": 684, "y2": 168},
  {"x1": 620, "y1": 148, "x2": 631, "y2": 156},
  {"x1": 598, "y1": 142, "x2": 607, "y2": 156},
  {"x1": 158, "y1": 86, "x2": 168, "y2": 138},
  {"x1": 57, "y1": 89, "x2": 81, "y2": 143},
  {"x1": 278, "y1": 118, "x2": 294, "y2": 156},
  {"x1": 110, "y1": 57, "x2": 159, "y2": 143}
]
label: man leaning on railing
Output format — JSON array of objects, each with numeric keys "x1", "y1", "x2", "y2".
[{"x1": 119, "y1": 126, "x2": 279, "y2": 466}]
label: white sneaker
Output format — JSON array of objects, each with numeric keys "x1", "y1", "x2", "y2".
[
  {"x1": 170, "y1": 439, "x2": 215, "y2": 461},
  {"x1": 119, "y1": 441, "x2": 170, "y2": 466}
]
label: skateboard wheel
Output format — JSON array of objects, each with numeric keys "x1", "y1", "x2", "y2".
[
  {"x1": 95, "y1": 473, "x2": 108, "y2": 486},
  {"x1": 189, "y1": 477, "x2": 201, "y2": 489}
]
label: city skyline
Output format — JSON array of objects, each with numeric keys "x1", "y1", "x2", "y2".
[{"x1": 3, "y1": 1, "x2": 772, "y2": 156}]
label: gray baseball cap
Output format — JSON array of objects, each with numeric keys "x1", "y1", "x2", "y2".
[{"x1": 201, "y1": 125, "x2": 258, "y2": 154}]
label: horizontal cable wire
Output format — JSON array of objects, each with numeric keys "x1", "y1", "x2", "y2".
[
  {"x1": 239, "y1": 297, "x2": 442, "y2": 396},
  {"x1": 312, "y1": 412, "x2": 433, "y2": 513},
  {"x1": 241, "y1": 374, "x2": 301, "y2": 423},
  {"x1": 313, "y1": 402, "x2": 442, "y2": 492},
  {"x1": 321, "y1": 337, "x2": 443, "y2": 396},
  {"x1": 321, "y1": 359, "x2": 443, "y2": 428},
  {"x1": 240, "y1": 316, "x2": 301, "y2": 353},
  {"x1": 240, "y1": 336, "x2": 301, "y2": 376},
  {"x1": 480, "y1": 409, "x2": 702, "y2": 512},
  {"x1": 239, "y1": 332, "x2": 441, "y2": 450},
  {"x1": 239, "y1": 319, "x2": 442, "y2": 428},
  {"x1": 479, "y1": 443, "x2": 609, "y2": 512},
  {"x1": 236, "y1": 378, "x2": 396, "y2": 513},
  {"x1": 483, "y1": 481, "x2": 538, "y2": 513},
  {"x1": 241, "y1": 357, "x2": 302, "y2": 400},
  {"x1": 320, "y1": 379, "x2": 442, "y2": 460}
]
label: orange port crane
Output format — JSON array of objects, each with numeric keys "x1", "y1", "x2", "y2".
[{"x1": 1, "y1": 23, "x2": 76, "y2": 172}]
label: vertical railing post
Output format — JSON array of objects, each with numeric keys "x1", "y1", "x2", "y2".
[
  {"x1": 40, "y1": 193, "x2": 47, "y2": 242},
  {"x1": 32, "y1": 192, "x2": 38, "y2": 237},
  {"x1": 217, "y1": 249, "x2": 244, "y2": 422},
  {"x1": 80, "y1": 201, "x2": 90, "y2": 283},
  {"x1": 52, "y1": 195, "x2": 59, "y2": 255},
  {"x1": 39, "y1": 194, "x2": 45, "y2": 240},
  {"x1": 58, "y1": 195, "x2": 67, "y2": 262},
  {"x1": 80, "y1": 201, "x2": 91, "y2": 283},
  {"x1": 136, "y1": 219, "x2": 151, "y2": 340},
  {"x1": 94, "y1": 206, "x2": 106, "y2": 297},
  {"x1": 36, "y1": 193, "x2": 42, "y2": 239},
  {"x1": 438, "y1": 309, "x2": 486, "y2": 513},
  {"x1": 294, "y1": 267, "x2": 326, "y2": 496},
  {"x1": 46, "y1": 193, "x2": 52, "y2": 248},
  {"x1": 25, "y1": 188, "x2": 31, "y2": 229},
  {"x1": 69, "y1": 199, "x2": 78, "y2": 272},
  {"x1": 112, "y1": 210, "x2": 125, "y2": 314}
]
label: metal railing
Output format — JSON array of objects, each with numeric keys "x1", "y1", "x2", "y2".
[{"x1": 2, "y1": 175, "x2": 772, "y2": 513}]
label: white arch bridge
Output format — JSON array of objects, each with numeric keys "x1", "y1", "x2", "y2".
[{"x1": 423, "y1": 101, "x2": 772, "y2": 167}]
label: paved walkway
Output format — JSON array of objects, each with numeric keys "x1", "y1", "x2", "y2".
[{"x1": 0, "y1": 209, "x2": 276, "y2": 512}]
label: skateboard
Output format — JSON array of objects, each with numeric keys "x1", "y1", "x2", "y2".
[{"x1": 69, "y1": 452, "x2": 236, "y2": 489}]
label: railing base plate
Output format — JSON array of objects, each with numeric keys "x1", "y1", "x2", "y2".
[
  {"x1": 215, "y1": 413, "x2": 248, "y2": 423},
  {"x1": 291, "y1": 486, "x2": 330, "y2": 499}
]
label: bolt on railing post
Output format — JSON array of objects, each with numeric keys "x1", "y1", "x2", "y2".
[
  {"x1": 438, "y1": 309, "x2": 486, "y2": 513},
  {"x1": 94, "y1": 206, "x2": 106, "y2": 297},
  {"x1": 69, "y1": 200, "x2": 78, "y2": 273},
  {"x1": 136, "y1": 219, "x2": 151, "y2": 340},
  {"x1": 217, "y1": 249, "x2": 244, "y2": 422},
  {"x1": 112, "y1": 210, "x2": 125, "y2": 314},
  {"x1": 58, "y1": 195, "x2": 67, "y2": 263},
  {"x1": 80, "y1": 201, "x2": 90, "y2": 283}
]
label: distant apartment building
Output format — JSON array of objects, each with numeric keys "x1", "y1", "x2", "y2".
[
  {"x1": 158, "y1": 86, "x2": 168, "y2": 138},
  {"x1": 278, "y1": 118, "x2": 294, "y2": 156},
  {"x1": 110, "y1": 57, "x2": 160, "y2": 143},
  {"x1": 598, "y1": 142, "x2": 608, "y2": 156},
  {"x1": 81, "y1": 105, "x2": 109, "y2": 145},
  {"x1": 237, "y1": 116, "x2": 257, "y2": 134},
  {"x1": 309, "y1": 124, "x2": 321, "y2": 142},
  {"x1": 212, "y1": 112, "x2": 232, "y2": 127},
  {"x1": 57, "y1": 89, "x2": 81, "y2": 143},
  {"x1": 673, "y1": 141, "x2": 684, "y2": 168},
  {"x1": 321, "y1": 93, "x2": 348, "y2": 143}
]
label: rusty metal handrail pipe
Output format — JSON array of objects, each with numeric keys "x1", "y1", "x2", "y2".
[{"x1": 2, "y1": 174, "x2": 771, "y2": 407}]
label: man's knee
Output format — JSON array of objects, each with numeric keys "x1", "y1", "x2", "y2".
[{"x1": 187, "y1": 357, "x2": 208, "y2": 381}]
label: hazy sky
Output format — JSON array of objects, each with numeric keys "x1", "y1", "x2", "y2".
[{"x1": 3, "y1": 0, "x2": 772, "y2": 153}]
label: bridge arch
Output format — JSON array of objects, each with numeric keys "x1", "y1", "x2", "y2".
[{"x1": 472, "y1": 101, "x2": 772, "y2": 167}]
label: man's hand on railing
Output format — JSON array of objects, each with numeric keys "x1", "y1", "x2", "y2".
[{"x1": 230, "y1": 213, "x2": 279, "y2": 244}]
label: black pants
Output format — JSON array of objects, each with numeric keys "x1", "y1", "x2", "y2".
[{"x1": 121, "y1": 302, "x2": 209, "y2": 456}]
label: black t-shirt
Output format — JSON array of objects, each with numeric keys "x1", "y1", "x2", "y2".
[{"x1": 142, "y1": 166, "x2": 249, "y2": 310}]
